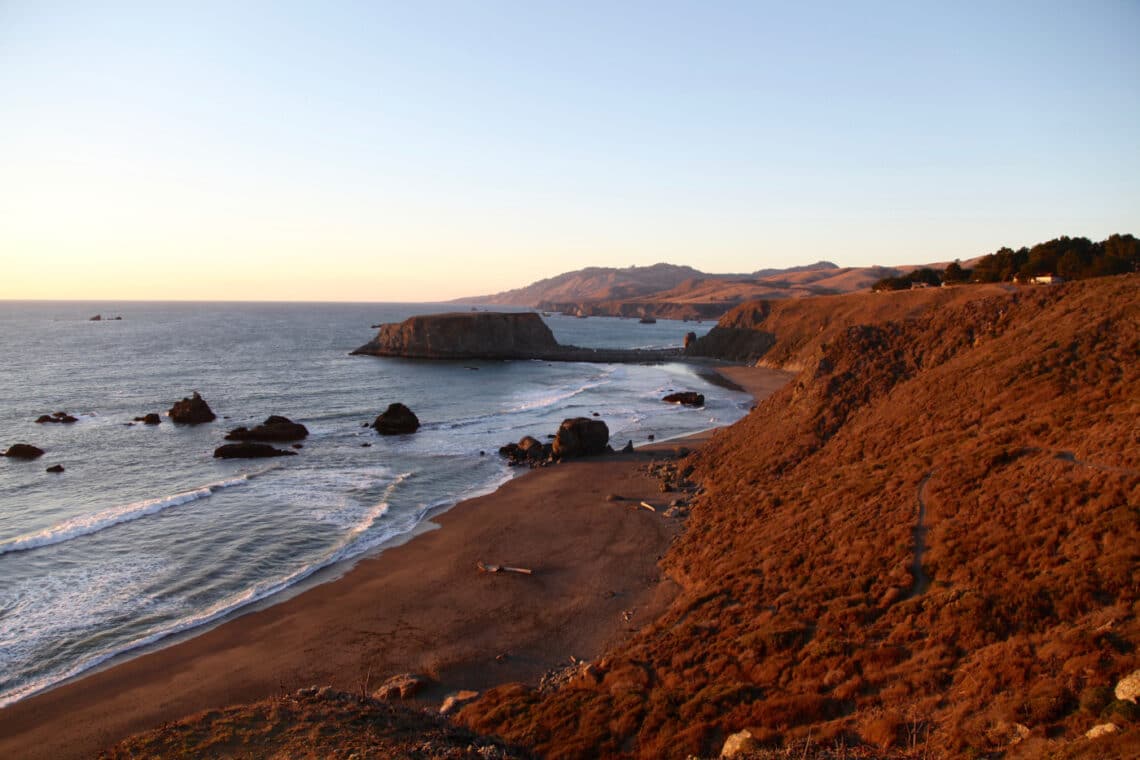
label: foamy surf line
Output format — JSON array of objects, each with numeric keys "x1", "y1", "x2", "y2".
[
  {"x1": 0, "y1": 472, "x2": 411, "y2": 709},
  {"x1": 0, "y1": 466, "x2": 277, "y2": 556}
]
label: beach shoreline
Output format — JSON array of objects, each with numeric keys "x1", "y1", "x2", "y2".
[{"x1": 0, "y1": 365, "x2": 791, "y2": 760}]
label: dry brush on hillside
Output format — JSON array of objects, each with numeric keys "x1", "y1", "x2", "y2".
[{"x1": 460, "y1": 275, "x2": 1140, "y2": 758}]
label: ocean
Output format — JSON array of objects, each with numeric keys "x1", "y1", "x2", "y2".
[{"x1": 0, "y1": 302, "x2": 748, "y2": 707}]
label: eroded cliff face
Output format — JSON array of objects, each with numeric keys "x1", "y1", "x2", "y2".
[{"x1": 353, "y1": 312, "x2": 560, "y2": 359}]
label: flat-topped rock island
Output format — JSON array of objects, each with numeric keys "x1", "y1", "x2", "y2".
[{"x1": 351, "y1": 311, "x2": 681, "y2": 362}]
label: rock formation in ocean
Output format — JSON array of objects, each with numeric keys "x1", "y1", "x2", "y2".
[
  {"x1": 35, "y1": 412, "x2": 78, "y2": 424},
  {"x1": 3, "y1": 443, "x2": 44, "y2": 459},
  {"x1": 134, "y1": 413, "x2": 162, "y2": 425},
  {"x1": 352, "y1": 311, "x2": 680, "y2": 363},
  {"x1": 213, "y1": 443, "x2": 297, "y2": 459},
  {"x1": 225, "y1": 415, "x2": 308, "y2": 442},
  {"x1": 662, "y1": 391, "x2": 705, "y2": 407},
  {"x1": 168, "y1": 392, "x2": 216, "y2": 424},
  {"x1": 372, "y1": 403, "x2": 420, "y2": 435}
]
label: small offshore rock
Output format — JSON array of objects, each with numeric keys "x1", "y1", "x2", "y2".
[
  {"x1": 36, "y1": 411, "x2": 78, "y2": 424},
  {"x1": 225, "y1": 415, "x2": 308, "y2": 442},
  {"x1": 168, "y1": 392, "x2": 216, "y2": 424},
  {"x1": 4, "y1": 443, "x2": 45, "y2": 460},
  {"x1": 213, "y1": 443, "x2": 296, "y2": 459},
  {"x1": 134, "y1": 413, "x2": 162, "y2": 425},
  {"x1": 46, "y1": 464, "x2": 65, "y2": 473},
  {"x1": 662, "y1": 391, "x2": 705, "y2": 407},
  {"x1": 372, "y1": 403, "x2": 420, "y2": 435}
]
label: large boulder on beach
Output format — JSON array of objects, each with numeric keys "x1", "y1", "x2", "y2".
[
  {"x1": 372, "y1": 403, "x2": 420, "y2": 435},
  {"x1": 225, "y1": 415, "x2": 308, "y2": 442},
  {"x1": 4, "y1": 443, "x2": 45, "y2": 460},
  {"x1": 213, "y1": 442, "x2": 296, "y2": 459},
  {"x1": 662, "y1": 391, "x2": 705, "y2": 407},
  {"x1": 168, "y1": 392, "x2": 216, "y2": 424},
  {"x1": 552, "y1": 418, "x2": 609, "y2": 459}
]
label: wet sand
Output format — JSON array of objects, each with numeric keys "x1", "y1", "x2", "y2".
[{"x1": 0, "y1": 365, "x2": 789, "y2": 760}]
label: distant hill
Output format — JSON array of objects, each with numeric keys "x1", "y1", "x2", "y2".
[{"x1": 460, "y1": 261, "x2": 907, "y2": 320}]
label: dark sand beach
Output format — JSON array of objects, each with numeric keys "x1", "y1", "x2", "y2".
[{"x1": 0, "y1": 366, "x2": 791, "y2": 760}]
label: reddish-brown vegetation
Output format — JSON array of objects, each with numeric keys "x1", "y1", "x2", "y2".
[
  {"x1": 460, "y1": 275, "x2": 1140, "y2": 758},
  {"x1": 100, "y1": 688, "x2": 532, "y2": 759}
]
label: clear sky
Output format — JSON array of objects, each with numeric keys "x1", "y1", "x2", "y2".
[{"x1": 2, "y1": 1, "x2": 1138, "y2": 301}]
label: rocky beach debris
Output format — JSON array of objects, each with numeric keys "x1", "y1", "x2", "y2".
[
  {"x1": 35, "y1": 411, "x2": 78, "y2": 424},
  {"x1": 372, "y1": 403, "x2": 420, "y2": 435},
  {"x1": 168, "y1": 392, "x2": 216, "y2": 424},
  {"x1": 4, "y1": 443, "x2": 45, "y2": 459},
  {"x1": 225, "y1": 415, "x2": 309, "y2": 442},
  {"x1": 213, "y1": 443, "x2": 297, "y2": 459},
  {"x1": 372, "y1": 673, "x2": 432, "y2": 701},
  {"x1": 662, "y1": 391, "x2": 705, "y2": 407}
]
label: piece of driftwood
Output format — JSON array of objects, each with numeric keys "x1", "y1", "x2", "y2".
[
  {"x1": 477, "y1": 561, "x2": 534, "y2": 575},
  {"x1": 639, "y1": 501, "x2": 657, "y2": 512}
]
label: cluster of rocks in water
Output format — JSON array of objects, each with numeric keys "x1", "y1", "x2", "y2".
[
  {"x1": 35, "y1": 411, "x2": 78, "y2": 424},
  {"x1": 661, "y1": 391, "x2": 705, "y2": 407},
  {"x1": 6, "y1": 391, "x2": 428, "y2": 466}
]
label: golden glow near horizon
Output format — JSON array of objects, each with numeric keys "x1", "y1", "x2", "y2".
[{"x1": 2, "y1": 3, "x2": 1137, "y2": 301}]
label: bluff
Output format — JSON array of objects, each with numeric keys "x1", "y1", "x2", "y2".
[
  {"x1": 352, "y1": 311, "x2": 680, "y2": 363},
  {"x1": 460, "y1": 274, "x2": 1140, "y2": 758}
]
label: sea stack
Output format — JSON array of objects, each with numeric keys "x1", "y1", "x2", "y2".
[
  {"x1": 352, "y1": 312, "x2": 560, "y2": 360},
  {"x1": 168, "y1": 392, "x2": 216, "y2": 424}
]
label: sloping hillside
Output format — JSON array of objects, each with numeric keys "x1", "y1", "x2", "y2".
[
  {"x1": 460, "y1": 275, "x2": 1140, "y2": 758},
  {"x1": 461, "y1": 262, "x2": 900, "y2": 320},
  {"x1": 463, "y1": 263, "x2": 715, "y2": 306},
  {"x1": 687, "y1": 283, "x2": 1015, "y2": 369}
]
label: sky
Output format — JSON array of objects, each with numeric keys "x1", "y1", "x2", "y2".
[{"x1": 1, "y1": 1, "x2": 1138, "y2": 302}]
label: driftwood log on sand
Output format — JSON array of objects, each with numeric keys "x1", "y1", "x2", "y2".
[{"x1": 477, "y1": 561, "x2": 534, "y2": 575}]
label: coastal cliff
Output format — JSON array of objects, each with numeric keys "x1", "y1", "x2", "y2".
[{"x1": 352, "y1": 311, "x2": 681, "y2": 363}]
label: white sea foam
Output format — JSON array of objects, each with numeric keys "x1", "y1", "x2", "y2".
[
  {"x1": 0, "y1": 467, "x2": 276, "y2": 556},
  {"x1": 0, "y1": 471, "x2": 410, "y2": 708}
]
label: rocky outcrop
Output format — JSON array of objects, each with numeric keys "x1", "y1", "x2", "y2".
[
  {"x1": 354, "y1": 312, "x2": 560, "y2": 360},
  {"x1": 552, "y1": 418, "x2": 609, "y2": 458},
  {"x1": 353, "y1": 311, "x2": 681, "y2": 363},
  {"x1": 662, "y1": 391, "x2": 705, "y2": 407},
  {"x1": 36, "y1": 412, "x2": 78, "y2": 424},
  {"x1": 1115, "y1": 669, "x2": 1140, "y2": 703},
  {"x1": 372, "y1": 673, "x2": 431, "y2": 701},
  {"x1": 213, "y1": 443, "x2": 297, "y2": 459},
  {"x1": 499, "y1": 435, "x2": 553, "y2": 466},
  {"x1": 225, "y1": 415, "x2": 308, "y2": 442},
  {"x1": 3, "y1": 444, "x2": 44, "y2": 459},
  {"x1": 134, "y1": 413, "x2": 162, "y2": 425},
  {"x1": 46, "y1": 464, "x2": 65, "y2": 473},
  {"x1": 372, "y1": 403, "x2": 420, "y2": 435},
  {"x1": 168, "y1": 392, "x2": 216, "y2": 424}
]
